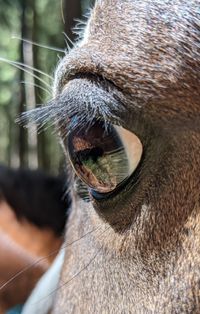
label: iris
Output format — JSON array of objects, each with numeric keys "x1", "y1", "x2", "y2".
[{"x1": 67, "y1": 120, "x2": 143, "y2": 195}]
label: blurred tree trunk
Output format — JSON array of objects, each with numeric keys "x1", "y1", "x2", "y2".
[
  {"x1": 63, "y1": 0, "x2": 82, "y2": 43},
  {"x1": 22, "y1": 0, "x2": 38, "y2": 169},
  {"x1": 32, "y1": 0, "x2": 50, "y2": 171},
  {"x1": 14, "y1": 0, "x2": 92, "y2": 171},
  {"x1": 4, "y1": 105, "x2": 13, "y2": 167},
  {"x1": 18, "y1": 0, "x2": 28, "y2": 167}
]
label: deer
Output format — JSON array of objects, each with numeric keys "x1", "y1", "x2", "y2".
[{"x1": 21, "y1": 0, "x2": 200, "y2": 313}]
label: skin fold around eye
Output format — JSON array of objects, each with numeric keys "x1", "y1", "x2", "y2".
[{"x1": 67, "y1": 120, "x2": 143, "y2": 196}]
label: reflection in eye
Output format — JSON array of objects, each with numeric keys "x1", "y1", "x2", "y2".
[{"x1": 67, "y1": 120, "x2": 143, "y2": 195}]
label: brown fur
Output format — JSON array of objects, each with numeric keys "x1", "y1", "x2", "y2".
[
  {"x1": 0, "y1": 200, "x2": 61, "y2": 312},
  {"x1": 52, "y1": 0, "x2": 200, "y2": 312}
]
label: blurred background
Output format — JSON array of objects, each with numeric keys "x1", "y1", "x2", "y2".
[{"x1": 0, "y1": 0, "x2": 95, "y2": 174}]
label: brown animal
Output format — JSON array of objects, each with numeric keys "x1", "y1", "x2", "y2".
[
  {"x1": 23, "y1": 0, "x2": 200, "y2": 313},
  {"x1": 0, "y1": 200, "x2": 60, "y2": 313},
  {"x1": 0, "y1": 166, "x2": 69, "y2": 312}
]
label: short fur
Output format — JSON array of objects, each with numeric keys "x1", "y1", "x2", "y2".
[{"x1": 27, "y1": 0, "x2": 200, "y2": 313}]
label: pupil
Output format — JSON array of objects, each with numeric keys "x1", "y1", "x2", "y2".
[
  {"x1": 77, "y1": 147, "x2": 104, "y2": 163},
  {"x1": 67, "y1": 120, "x2": 130, "y2": 194}
]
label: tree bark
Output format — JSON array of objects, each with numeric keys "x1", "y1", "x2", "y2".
[
  {"x1": 32, "y1": 0, "x2": 50, "y2": 171},
  {"x1": 18, "y1": 0, "x2": 28, "y2": 167}
]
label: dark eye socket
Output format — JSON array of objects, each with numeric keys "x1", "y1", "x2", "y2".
[{"x1": 67, "y1": 119, "x2": 143, "y2": 198}]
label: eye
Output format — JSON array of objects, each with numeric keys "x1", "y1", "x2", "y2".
[{"x1": 67, "y1": 120, "x2": 143, "y2": 197}]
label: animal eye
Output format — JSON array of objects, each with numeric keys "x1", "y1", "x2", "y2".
[{"x1": 67, "y1": 120, "x2": 143, "y2": 197}]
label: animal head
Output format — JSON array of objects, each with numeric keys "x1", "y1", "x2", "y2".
[{"x1": 26, "y1": 0, "x2": 200, "y2": 312}]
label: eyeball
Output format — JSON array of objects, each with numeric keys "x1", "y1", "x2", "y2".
[{"x1": 67, "y1": 120, "x2": 143, "y2": 195}]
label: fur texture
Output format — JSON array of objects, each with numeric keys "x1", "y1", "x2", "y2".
[{"x1": 25, "y1": 0, "x2": 200, "y2": 313}]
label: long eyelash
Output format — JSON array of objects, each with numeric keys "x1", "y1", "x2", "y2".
[
  {"x1": 12, "y1": 36, "x2": 65, "y2": 53},
  {"x1": 17, "y1": 100, "x2": 57, "y2": 130},
  {"x1": 18, "y1": 78, "x2": 126, "y2": 140},
  {"x1": 74, "y1": 177, "x2": 90, "y2": 202}
]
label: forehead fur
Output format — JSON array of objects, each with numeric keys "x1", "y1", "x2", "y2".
[
  {"x1": 23, "y1": 0, "x2": 200, "y2": 133},
  {"x1": 54, "y1": 0, "x2": 200, "y2": 105}
]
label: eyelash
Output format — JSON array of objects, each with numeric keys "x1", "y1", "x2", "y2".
[{"x1": 74, "y1": 177, "x2": 90, "y2": 202}]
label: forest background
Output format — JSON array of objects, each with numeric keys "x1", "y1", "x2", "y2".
[{"x1": 0, "y1": 0, "x2": 94, "y2": 174}]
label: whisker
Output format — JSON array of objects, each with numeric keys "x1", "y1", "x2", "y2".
[
  {"x1": 30, "y1": 227, "x2": 110, "y2": 307},
  {"x1": 0, "y1": 57, "x2": 52, "y2": 80},
  {"x1": 0, "y1": 57, "x2": 51, "y2": 89},
  {"x1": 63, "y1": 39, "x2": 71, "y2": 53},
  {"x1": 20, "y1": 81, "x2": 51, "y2": 95},
  {"x1": 28, "y1": 247, "x2": 102, "y2": 310},
  {"x1": 56, "y1": 246, "x2": 102, "y2": 291},
  {"x1": 63, "y1": 32, "x2": 75, "y2": 47},
  {"x1": 60, "y1": 0, "x2": 65, "y2": 25},
  {"x1": 0, "y1": 225, "x2": 101, "y2": 291},
  {"x1": 12, "y1": 36, "x2": 65, "y2": 53}
]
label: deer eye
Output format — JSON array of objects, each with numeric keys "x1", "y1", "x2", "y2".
[{"x1": 67, "y1": 120, "x2": 143, "y2": 197}]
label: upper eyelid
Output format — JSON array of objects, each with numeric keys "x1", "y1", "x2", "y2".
[
  {"x1": 58, "y1": 79, "x2": 124, "y2": 132},
  {"x1": 19, "y1": 77, "x2": 126, "y2": 134},
  {"x1": 53, "y1": 47, "x2": 122, "y2": 95}
]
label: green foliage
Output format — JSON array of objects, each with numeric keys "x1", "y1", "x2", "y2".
[{"x1": 0, "y1": 0, "x2": 90, "y2": 173}]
